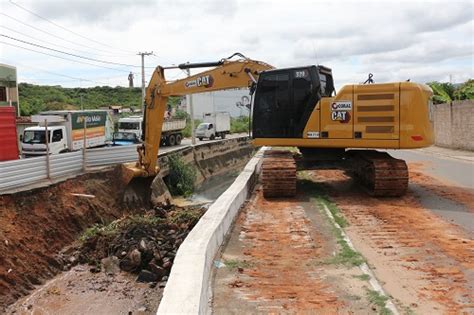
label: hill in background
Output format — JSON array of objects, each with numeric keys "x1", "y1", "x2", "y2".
[{"x1": 18, "y1": 83, "x2": 142, "y2": 116}]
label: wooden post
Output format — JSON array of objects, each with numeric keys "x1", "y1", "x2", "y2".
[
  {"x1": 44, "y1": 119, "x2": 50, "y2": 179},
  {"x1": 83, "y1": 118, "x2": 87, "y2": 171}
]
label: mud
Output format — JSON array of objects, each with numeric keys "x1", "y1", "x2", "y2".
[
  {"x1": 311, "y1": 168, "x2": 474, "y2": 314},
  {"x1": 6, "y1": 265, "x2": 161, "y2": 315}
]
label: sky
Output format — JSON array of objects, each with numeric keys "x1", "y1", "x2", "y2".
[{"x1": 0, "y1": 0, "x2": 472, "y2": 89}]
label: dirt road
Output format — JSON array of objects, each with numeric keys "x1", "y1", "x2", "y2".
[
  {"x1": 212, "y1": 148, "x2": 474, "y2": 314},
  {"x1": 212, "y1": 184, "x2": 385, "y2": 314}
]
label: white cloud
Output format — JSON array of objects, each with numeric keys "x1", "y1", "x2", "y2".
[{"x1": 0, "y1": 0, "x2": 472, "y2": 88}]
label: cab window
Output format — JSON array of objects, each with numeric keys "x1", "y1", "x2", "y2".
[{"x1": 52, "y1": 129, "x2": 63, "y2": 142}]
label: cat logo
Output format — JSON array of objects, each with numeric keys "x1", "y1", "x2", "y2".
[
  {"x1": 185, "y1": 75, "x2": 214, "y2": 88},
  {"x1": 331, "y1": 111, "x2": 351, "y2": 123}
]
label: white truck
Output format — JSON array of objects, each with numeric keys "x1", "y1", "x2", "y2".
[
  {"x1": 21, "y1": 110, "x2": 114, "y2": 157},
  {"x1": 196, "y1": 112, "x2": 231, "y2": 140},
  {"x1": 118, "y1": 116, "x2": 186, "y2": 146}
]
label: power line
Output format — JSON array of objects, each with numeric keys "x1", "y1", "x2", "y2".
[
  {"x1": 8, "y1": 0, "x2": 136, "y2": 55},
  {"x1": 0, "y1": 25, "x2": 123, "y2": 59},
  {"x1": 0, "y1": 58, "x2": 113, "y2": 85},
  {"x1": 1, "y1": 13, "x2": 131, "y2": 58},
  {"x1": 0, "y1": 40, "x2": 139, "y2": 75},
  {"x1": 1, "y1": 33, "x2": 143, "y2": 68}
]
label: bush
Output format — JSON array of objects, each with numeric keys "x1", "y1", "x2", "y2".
[
  {"x1": 182, "y1": 118, "x2": 202, "y2": 138},
  {"x1": 231, "y1": 115, "x2": 250, "y2": 133},
  {"x1": 166, "y1": 154, "x2": 197, "y2": 197}
]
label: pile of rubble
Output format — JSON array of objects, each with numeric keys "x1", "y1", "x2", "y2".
[{"x1": 61, "y1": 205, "x2": 205, "y2": 287}]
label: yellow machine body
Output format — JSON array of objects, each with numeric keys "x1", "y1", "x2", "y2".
[{"x1": 253, "y1": 82, "x2": 434, "y2": 149}]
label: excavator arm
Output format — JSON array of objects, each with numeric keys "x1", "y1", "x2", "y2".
[{"x1": 130, "y1": 54, "x2": 273, "y2": 177}]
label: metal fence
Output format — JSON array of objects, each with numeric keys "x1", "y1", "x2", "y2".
[
  {"x1": 0, "y1": 136, "x2": 248, "y2": 195},
  {"x1": 0, "y1": 145, "x2": 139, "y2": 194}
]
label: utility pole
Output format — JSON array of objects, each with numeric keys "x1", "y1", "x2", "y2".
[
  {"x1": 185, "y1": 67, "x2": 196, "y2": 145},
  {"x1": 138, "y1": 51, "x2": 153, "y2": 114}
]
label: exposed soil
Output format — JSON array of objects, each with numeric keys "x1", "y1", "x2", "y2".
[
  {"x1": 0, "y1": 167, "x2": 135, "y2": 311},
  {"x1": 6, "y1": 265, "x2": 162, "y2": 315},
  {"x1": 310, "y1": 168, "x2": 474, "y2": 314},
  {"x1": 212, "y1": 185, "x2": 378, "y2": 314},
  {"x1": 6, "y1": 205, "x2": 206, "y2": 315}
]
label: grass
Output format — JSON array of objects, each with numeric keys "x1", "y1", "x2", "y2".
[
  {"x1": 367, "y1": 289, "x2": 393, "y2": 315},
  {"x1": 353, "y1": 274, "x2": 371, "y2": 281},
  {"x1": 169, "y1": 207, "x2": 204, "y2": 226},
  {"x1": 224, "y1": 259, "x2": 253, "y2": 270},
  {"x1": 298, "y1": 175, "x2": 364, "y2": 267},
  {"x1": 79, "y1": 214, "x2": 165, "y2": 242},
  {"x1": 166, "y1": 154, "x2": 197, "y2": 197},
  {"x1": 316, "y1": 195, "x2": 348, "y2": 228}
]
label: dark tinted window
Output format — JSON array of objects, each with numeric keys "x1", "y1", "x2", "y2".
[
  {"x1": 253, "y1": 72, "x2": 290, "y2": 137},
  {"x1": 0, "y1": 87, "x2": 6, "y2": 102},
  {"x1": 293, "y1": 69, "x2": 313, "y2": 122},
  {"x1": 52, "y1": 129, "x2": 63, "y2": 142},
  {"x1": 253, "y1": 67, "x2": 321, "y2": 138}
]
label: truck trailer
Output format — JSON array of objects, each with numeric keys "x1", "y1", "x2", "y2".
[
  {"x1": 21, "y1": 110, "x2": 113, "y2": 157},
  {"x1": 118, "y1": 116, "x2": 186, "y2": 146},
  {"x1": 196, "y1": 112, "x2": 230, "y2": 140}
]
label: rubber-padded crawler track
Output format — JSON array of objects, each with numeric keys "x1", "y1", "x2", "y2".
[
  {"x1": 349, "y1": 150, "x2": 408, "y2": 197},
  {"x1": 261, "y1": 150, "x2": 296, "y2": 198}
]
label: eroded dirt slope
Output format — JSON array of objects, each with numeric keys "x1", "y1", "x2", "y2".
[{"x1": 0, "y1": 168, "x2": 132, "y2": 310}]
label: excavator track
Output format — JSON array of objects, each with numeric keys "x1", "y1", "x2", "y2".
[
  {"x1": 261, "y1": 150, "x2": 297, "y2": 198},
  {"x1": 348, "y1": 150, "x2": 408, "y2": 197}
]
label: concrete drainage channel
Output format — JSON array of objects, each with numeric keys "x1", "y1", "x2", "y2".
[{"x1": 157, "y1": 147, "x2": 267, "y2": 314}]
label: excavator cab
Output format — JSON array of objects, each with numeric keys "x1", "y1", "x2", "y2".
[{"x1": 252, "y1": 65, "x2": 334, "y2": 139}]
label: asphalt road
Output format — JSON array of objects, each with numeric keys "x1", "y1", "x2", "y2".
[
  {"x1": 389, "y1": 149, "x2": 474, "y2": 189},
  {"x1": 388, "y1": 148, "x2": 474, "y2": 235}
]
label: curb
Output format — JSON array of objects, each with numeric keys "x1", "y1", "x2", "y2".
[
  {"x1": 157, "y1": 147, "x2": 267, "y2": 314},
  {"x1": 321, "y1": 203, "x2": 399, "y2": 315}
]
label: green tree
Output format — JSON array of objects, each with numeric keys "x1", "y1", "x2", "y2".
[
  {"x1": 427, "y1": 82, "x2": 455, "y2": 104},
  {"x1": 231, "y1": 115, "x2": 250, "y2": 133},
  {"x1": 454, "y1": 79, "x2": 474, "y2": 100}
]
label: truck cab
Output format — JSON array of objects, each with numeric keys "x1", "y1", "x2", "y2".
[
  {"x1": 21, "y1": 126, "x2": 68, "y2": 157},
  {"x1": 196, "y1": 112, "x2": 230, "y2": 140},
  {"x1": 118, "y1": 116, "x2": 143, "y2": 139},
  {"x1": 196, "y1": 122, "x2": 216, "y2": 140}
]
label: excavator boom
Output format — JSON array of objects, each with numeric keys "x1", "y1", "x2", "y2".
[{"x1": 121, "y1": 54, "x2": 273, "y2": 205}]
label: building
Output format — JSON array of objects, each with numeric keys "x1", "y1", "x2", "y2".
[
  {"x1": 0, "y1": 64, "x2": 19, "y2": 116},
  {"x1": 182, "y1": 89, "x2": 251, "y2": 118}
]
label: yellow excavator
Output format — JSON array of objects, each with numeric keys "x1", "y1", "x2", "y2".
[{"x1": 123, "y1": 53, "x2": 433, "y2": 201}]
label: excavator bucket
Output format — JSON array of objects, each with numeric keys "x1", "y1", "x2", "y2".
[{"x1": 117, "y1": 163, "x2": 154, "y2": 209}]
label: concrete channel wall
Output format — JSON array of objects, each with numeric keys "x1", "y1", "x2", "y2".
[
  {"x1": 158, "y1": 136, "x2": 253, "y2": 184},
  {"x1": 157, "y1": 147, "x2": 267, "y2": 314},
  {"x1": 433, "y1": 100, "x2": 474, "y2": 151}
]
